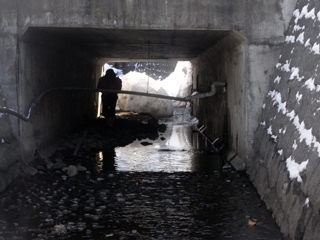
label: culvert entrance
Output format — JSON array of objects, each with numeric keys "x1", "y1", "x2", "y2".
[
  {"x1": 18, "y1": 27, "x2": 245, "y2": 157},
  {"x1": 0, "y1": 27, "x2": 285, "y2": 239}
]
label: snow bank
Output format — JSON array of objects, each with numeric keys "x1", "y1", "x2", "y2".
[
  {"x1": 118, "y1": 72, "x2": 173, "y2": 118},
  {"x1": 161, "y1": 61, "x2": 192, "y2": 106}
]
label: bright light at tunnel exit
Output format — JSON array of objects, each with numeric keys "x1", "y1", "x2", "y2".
[{"x1": 97, "y1": 61, "x2": 192, "y2": 118}]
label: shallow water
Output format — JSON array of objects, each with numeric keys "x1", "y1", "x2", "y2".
[
  {"x1": 0, "y1": 111, "x2": 285, "y2": 240},
  {"x1": 113, "y1": 124, "x2": 223, "y2": 173}
]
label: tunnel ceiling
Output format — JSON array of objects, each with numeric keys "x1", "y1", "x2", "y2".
[{"x1": 22, "y1": 27, "x2": 231, "y2": 60}]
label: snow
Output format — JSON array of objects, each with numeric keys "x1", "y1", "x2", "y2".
[
  {"x1": 304, "y1": 198, "x2": 310, "y2": 207},
  {"x1": 285, "y1": 35, "x2": 295, "y2": 43},
  {"x1": 297, "y1": 121, "x2": 313, "y2": 146},
  {"x1": 311, "y1": 42, "x2": 320, "y2": 54},
  {"x1": 274, "y1": 76, "x2": 281, "y2": 84},
  {"x1": 304, "y1": 78, "x2": 316, "y2": 91},
  {"x1": 160, "y1": 61, "x2": 192, "y2": 105},
  {"x1": 296, "y1": 32, "x2": 305, "y2": 44},
  {"x1": 117, "y1": 71, "x2": 173, "y2": 118},
  {"x1": 293, "y1": 5, "x2": 316, "y2": 25},
  {"x1": 301, "y1": 4, "x2": 310, "y2": 18},
  {"x1": 267, "y1": 85, "x2": 320, "y2": 157},
  {"x1": 285, "y1": 156, "x2": 308, "y2": 182},
  {"x1": 305, "y1": 38, "x2": 311, "y2": 47},
  {"x1": 281, "y1": 61, "x2": 291, "y2": 72},
  {"x1": 268, "y1": 91, "x2": 287, "y2": 114},
  {"x1": 293, "y1": 4, "x2": 310, "y2": 24},
  {"x1": 305, "y1": 8, "x2": 316, "y2": 20},
  {"x1": 296, "y1": 92, "x2": 302, "y2": 104},
  {"x1": 290, "y1": 67, "x2": 304, "y2": 81},
  {"x1": 293, "y1": 115, "x2": 300, "y2": 129},
  {"x1": 287, "y1": 110, "x2": 295, "y2": 120},
  {"x1": 283, "y1": 127, "x2": 287, "y2": 134},
  {"x1": 293, "y1": 25, "x2": 305, "y2": 32},
  {"x1": 104, "y1": 61, "x2": 192, "y2": 117},
  {"x1": 267, "y1": 90, "x2": 276, "y2": 99},
  {"x1": 267, "y1": 125, "x2": 278, "y2": 142},
  {"x1": 278, "y1": 149, "x2": 283, "y2": 155},
  {"x1": 293, "y1": 9, "x2": 301, "y2": 24}
]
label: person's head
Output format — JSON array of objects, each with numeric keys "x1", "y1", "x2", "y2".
[{"x1": 105, "y1": 69, "x2": 116, "y2": 78}]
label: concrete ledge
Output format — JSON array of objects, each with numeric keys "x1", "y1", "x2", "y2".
[{"x1": 226, "y1": 150, "x2": 246, "y2": 171}]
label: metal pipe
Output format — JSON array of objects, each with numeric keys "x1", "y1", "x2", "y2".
[
  {"x1": 185, "y1": 82, "x2": 225, "y2": 100},
  {"x1": 0, "y1": 82, "x2": 225, "y2": 122},
  {"x1": 0, "y1": 88, "x2": 190, "y2": 122}
]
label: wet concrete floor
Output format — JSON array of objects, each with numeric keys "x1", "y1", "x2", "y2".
[{"x1": 0, "y1": 111, "x2": 285, "y2": 239}]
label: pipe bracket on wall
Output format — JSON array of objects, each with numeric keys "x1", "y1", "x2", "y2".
[{"x1": 185, "y1": 81, "x2": 226, "y2": 100}]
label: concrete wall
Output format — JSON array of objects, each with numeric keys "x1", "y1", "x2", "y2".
[
  {"x1": 19, "y1": 37, "x2": 98, "y2": 157},
  {"x1": 0, "y1": 1, "x2": 23, "y2": 191},
  {"x1": 192, "y1": 33, "x2": 244, "y2": 151},
  {"x1": 249, "y1": 1, "x2": 320, "y2": 239}
]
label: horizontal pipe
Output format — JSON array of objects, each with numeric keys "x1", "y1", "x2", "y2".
[
  {"x1": 0, "y1": 88, "x2": 190, "y2": 122},
  {"x1": 0, "y1": 83, "x2": 225, "y2": 122}
]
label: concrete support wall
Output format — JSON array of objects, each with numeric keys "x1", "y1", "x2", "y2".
[
  {"x1": 19, "y1": 38, "x2": 98, "y2": 157},
  {"x1": 248, "y1": 1, "x2": 320, "y2": 239},
  {"x1": 192, "y1": 34, "x2": 285, "y2": 159},
  {"x1": 192, "y1": 33, "x2": 244, "y2": 151},
  {"x1": 0, "y1": 1, "x2": 23, "y2": 191}
]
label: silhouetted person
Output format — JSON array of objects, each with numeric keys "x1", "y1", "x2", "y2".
[{"x1": 97, "y1": 69, "x2": 122, "y2": 126}]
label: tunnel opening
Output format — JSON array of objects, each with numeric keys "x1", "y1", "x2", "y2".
[
  {"x1": 19, "y1": 26, "x2": 245, "y2": 160},
  {"x1": 97, "y1": 61, "x2": 192, "y2": 118},
  {"x1": 0, "y1": 26, "x2": 278, "y2": 239}
]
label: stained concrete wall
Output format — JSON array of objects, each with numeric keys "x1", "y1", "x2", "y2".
[
  {"x1": 249, "y1": 1, "x2": 320, "y2": 239},
  {"x1": 19, "y1": 38, "x2": 98, "y2": 156}
]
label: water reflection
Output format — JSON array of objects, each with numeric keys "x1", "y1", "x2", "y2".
[
  {"x1": 110, "y1": 124, "x2": 223, "y2": 172},
  {"x1": 95, "y1": 149, "x2": 116, "y2": 172}
]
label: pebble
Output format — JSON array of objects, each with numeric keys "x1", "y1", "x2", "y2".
[
  {"x1": 53, "y1": 224, "x2": 67, "y2": 235},
  {"x1": 67, "y1": 165, "x2": 78, "y2": 177}
]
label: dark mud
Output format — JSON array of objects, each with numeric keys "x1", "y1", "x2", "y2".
[{"x1": 0, "y1": 115, "x2": 284, "y2": 240}]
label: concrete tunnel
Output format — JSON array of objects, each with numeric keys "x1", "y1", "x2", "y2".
[
  {"x1": 7, "y1": 1, "x2": 318, "y2": 238},
  {"x1": 19, "y1": 27, "x2": 244, "y2": 158}
]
